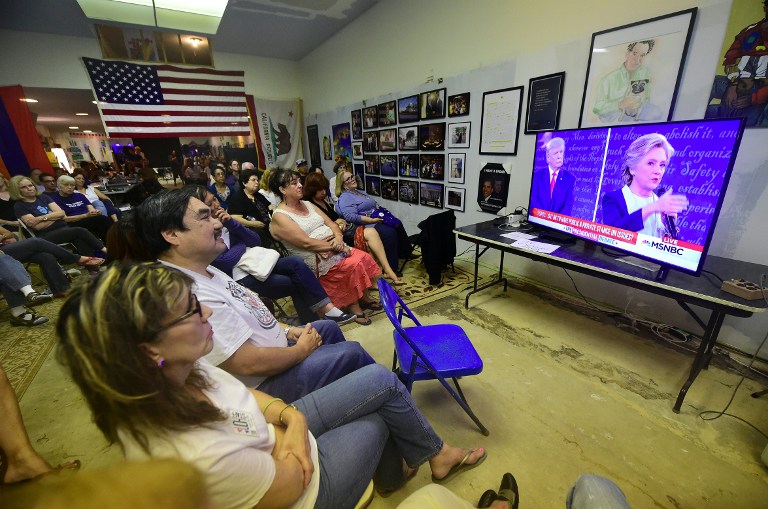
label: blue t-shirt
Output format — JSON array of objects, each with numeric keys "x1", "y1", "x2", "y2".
[
  {"x1": 13, "y1": 195, "x2": 67, "y2": 231},
  {"x1": 50, "y1": 192, "x2": 92, "y2": 216}
]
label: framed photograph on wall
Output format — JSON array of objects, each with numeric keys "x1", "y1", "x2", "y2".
[
  {"x1": 353, "y1": 163, "x2": 365, "y2": 180},
  {"x1": 378, "y1": 128, "x2": 397, "y2": 152},
  {"x1": 366, "y1": 175, "x2": 381, "y2": 197},
  {"x1": 419, "y1": 87, "x2": 446, "y2": 119},
  {"x1": 448, "y1": 92, "x2": 470, "y2": 117},
  {"x1": 332, "y1": 122, "x2": 352, "y2": 162},
  {"x1": 479, "y1": 86, "x2": 523, "y2": 155},
  {"x1": 322, "y1": 135, "x2": 332, "y2": 160},
  {"x1": 397, "y1": 126, "x2": 419, "y2": 151},
  {"x1": 306, "y1": 124, "x2": 321, "y2": 165},
  {"x1": 351, "y1": 109, "x2": 363, "y2": 140},
  {"x1": 378, "y1": 101, "x2": 397, "y2": 126},
  {"x1": 399, "y1": 179, "x2": 419, "y2": 204},
  {"x1": 419, "y1": 122, "x2": 446, "y2": 151},
  {"x1": 398, "y1": 95, "x2": 419, "y2": 123},
  {"x1": 420, "y1": 182, "x2": 444, "y2": 209},
  {"x1": 447, "y1": 122, "x2": 470, "y2": 148},
  {"x1": 525, "y1": 72, "x2": 565, "y2": 133},
  {"x1": 363, "y1": 131, "x2": 378, "y2": 152},
  {"x1": 363, "y1": 154, "x2": 380, "y2": 175},
  {"x1": 447, "y1": 153, "x2": 466, "y2": 184},
  {"x1": 419, "y1": 154, "x2": 445, "y2": 181},
  {"x1": 445, "y1": 187, "x2": 466, "y2": 212},
  {"x1": 379, "y1": 154, "x2": 398, "y2": 176},
  {"x1": 363, "y1": 105, "x2": 378, "y2": 129},
  {"x1": 399, "y1": 154, "x2": 419, "y2": 178},
  {"x1": 352, "y1": 142, "x2": 363, "y2": 160},
  {"x1": 578, "y1": 8, "x2": 697, "y2": 128},
  {"x1": 381, "y1": 178, "x2": 399, "y2": 201}
]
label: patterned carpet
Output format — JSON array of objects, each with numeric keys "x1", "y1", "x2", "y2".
[{"x1": 0, "y1": 253, "x2": 489, "y2": 398}]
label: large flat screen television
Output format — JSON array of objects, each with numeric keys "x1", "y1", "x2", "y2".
[{"x1": 527, "y1": 118, "x2": 746, "y2": 276}]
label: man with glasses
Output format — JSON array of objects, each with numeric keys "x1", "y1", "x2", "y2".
[
  {"x1": 39, "y1": 174, "x2": 58, "y2": 196},
  {"x1": 137, "y1": 187, "x2": 375, "y2": 402}
]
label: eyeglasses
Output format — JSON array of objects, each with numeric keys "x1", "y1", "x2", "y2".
[
  {"x1": 156, "y1": 294, "x2": 202, "y2": 333},
  {"x1": 343, "y1": 176, "x2": 355, "y2": 183}
]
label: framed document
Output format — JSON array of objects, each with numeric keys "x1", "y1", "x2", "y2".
[
  {"x1": 525, "y1": 72, "x2": 565, "y2": 134},
  {"x1": 479, "y1": 86, "x2": 523, "y2": 155}
]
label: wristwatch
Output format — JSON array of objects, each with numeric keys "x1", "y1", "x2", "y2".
[
  {"x1": 42, "y1": 215, "x2": 48, "y2": 222},
  {"x1": 283, "y1": 325, "x2": 292, "y2": 338}
]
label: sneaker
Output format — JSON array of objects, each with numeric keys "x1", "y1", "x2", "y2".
[
  {"x1": 10, "y1": 310, "x2": 49, "y2": 327},
  {"x1": 24, "y1": 291, "x2": 53, "y2": 307},
  {"x1": 323, "y1": 311, "x2": 356, "y2": 325}
]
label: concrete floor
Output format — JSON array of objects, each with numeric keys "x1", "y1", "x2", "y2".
[{"x1": 15, "y1": 270, "x2": 768, "y2": 508}]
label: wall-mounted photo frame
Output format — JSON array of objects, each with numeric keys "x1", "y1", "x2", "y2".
[
  {"x1": 381, "y1": 177, "x2": 399, "y2": 201},
  {"x1": 332, "y1": 122, "x2": 353, "y2": 162},
  {"x1": 322, "y1": 135, "x2": 332, "y2": 160},
  {"x1": 479, "y1": 86, "x2": 523, "y2": 155},
  {"x1": 351, "y1": 109, "x2": 363, "y2": 140},
  {"x1": 448, "y1": 92, "x2": 470, "y2": 117},
  {"x1": 419, "y1": 87, "x2": 446, "y2": 120},
  {"x1": 399, "y1": 179, "x2": 419, "y2": 204},
  {"x1": 398, "y1": 95, "x2": 419, "y2": 123},
  {"x1": 420, "y1": 182, "x2": 444, "y2": 209},
  {"x1": 445, "y1": 187, "x2": 466, "y2": 212},
  {"x1": 352, "y1": 142, "x2": 363, "y2": 160},
  {"x1": 447, "y1": 122, "x2": 470, "y2": 148},
  {"x1": 419, "y1": 122, "x2": 446, "y2": 151},
  {"x1": 578, "y1": 8, "x2": 697, "y2": 128},
  {"x1": 399, "y1": 154, "x2": 419, "y2": 178},
  {"x1": 379, "y1": 154, "x2": 398, "y2": 176},
  {"x1": 363, "y1": 105, "x2": 378, "y2": 129},
  {"x1": 378, "y1": 100, "x2": 397, "y2": 126},
  {"x1": 353, "y1": 163, "x2": 365, "y2": 180},
  {"x1": 363, "y1": 154, "x2": 380, "y2": 175},
  {"x1": 447, "y1": 153, "x2": 466, "y2": 184},
  {"x1": 419, "y1": 154, "x2": 445, "y2": 181},
  {"x1": 362, "y1": 131, "x2": 378, "y2": 152},
  {"x1": 525, "y1": 72, "x2": 565, "y2": 134},
  {"x1": 306, "y1": 124, "x2": 321, "y2": 165},
  {"x1": 378, "y1": 128, "x2": 397, "y2": 152},
  {"x1": 397, "y1": 126, "x2": 419, "y2": 151},
  {"x1": 366, "y1": 175, "x2": 381, "y2": 197}
]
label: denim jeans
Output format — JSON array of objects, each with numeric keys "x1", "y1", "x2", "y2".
[
  {"x1": 0, "y1": 254, "x2": 32, "y2": 307},
  {"x1": 256, "y1": 320, "x2": 375, "y2": 403},
  {"x1": 566, "y1": 475, "x2": 631, "y2": 509},
  {"x1": 294, "y1": 363, "x2": 444, "y2": 509},
  {"x1": 1, "y1": 238, "x2": 79, "y2": 293}
]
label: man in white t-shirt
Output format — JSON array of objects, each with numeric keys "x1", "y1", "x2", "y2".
[{"x1": 137, "y1": 188, "x2": 375, "y2": 402}]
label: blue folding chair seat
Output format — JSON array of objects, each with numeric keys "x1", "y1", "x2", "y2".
[{"x1": 378, "y1": 278, "x2": 489, "y2": 435}]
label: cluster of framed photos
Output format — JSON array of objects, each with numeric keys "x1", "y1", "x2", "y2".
[{"x1": 350, "y1": 88, "x2": 471, "y2": 211}]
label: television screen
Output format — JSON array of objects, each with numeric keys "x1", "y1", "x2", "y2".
[{"x1": 527, "y1": 118, "x2": 745, "y2": 275}]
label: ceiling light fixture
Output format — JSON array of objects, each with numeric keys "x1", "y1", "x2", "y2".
[
  {"x1": 76, "y1": 0, "x2": 228, "y2": 34},
  {"x1": 21, "y1": 98, "x2": 38, "y2": 103},
  {"x1": 83, "y1": 130, "x2": 93, "y2": 133},
  {"x1": 69, "y1": 126, "x2": 80, "y2": 129},
  {"x1": 190, "y1": 37, "x2": 202, "y2": 47},
  {"x1": 76, "y1": 113, "x2": 89, "y2": 116}
]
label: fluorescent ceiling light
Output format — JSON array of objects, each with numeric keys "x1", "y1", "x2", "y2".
[
  {"x1": 77, "y1": 0, "x2": 228, "y2": 34},
  {"x1": 69, "y1": 126, "x2": 80, "y2": 129},
  {"x1": 21, "y1": 98, "x2": 38, "y2": 103},
  {"x1": 76, "y1": 113, "x2": 89, "y2": 116},
  {"x1": 83, "y1": 130, "x2": 94, "y2": 133}
]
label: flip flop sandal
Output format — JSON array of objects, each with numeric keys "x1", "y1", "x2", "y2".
[
  {"x1": 354, "y1": 314, "x2": 372, "y2": 325},
  {"x1": 361, "y1": 301, "x2": 383, "y2": 311},
  {"x1": 431, "y1": 448, "x2": 487, "y2": 484}
]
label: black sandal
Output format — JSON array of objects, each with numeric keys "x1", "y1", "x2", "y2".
[
  {"x1": 10, "y1": 310, "x2": 49, "y2": 327},
  {"x1": 361, "y1": 300, "x2": 383, "y2": 311}
]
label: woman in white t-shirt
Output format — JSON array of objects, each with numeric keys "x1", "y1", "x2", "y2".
[{"x1": 57, "y1": 263, "x2": 487, "y2": 509}]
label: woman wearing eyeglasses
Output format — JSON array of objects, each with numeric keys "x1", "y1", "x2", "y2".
[
  {"x1": 57, "y1": 263, "x2": 487, "y2": 509},
  {"x1": 269, "y1": 169, "x2": 383, "y2": 325}
]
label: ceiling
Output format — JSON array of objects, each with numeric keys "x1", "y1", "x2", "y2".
[{"x1": 1, "y1": 0, "x2": 378, "y2": 137}]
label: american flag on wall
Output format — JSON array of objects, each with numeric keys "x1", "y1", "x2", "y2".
[{"x1": 82, "y1": 57, "x2": 251, "y2": 138}]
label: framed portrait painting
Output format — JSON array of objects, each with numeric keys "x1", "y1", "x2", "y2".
[
  {"x1": 447, "y1": 153, "x2": 466, "y2": 184},
  {"x1": 479, "y1": 86, "x2": 523, "y2": 155},
  {"x1": 445, "y1": 187, "x2": 466, "y2": 212},
  {"x1": 363, "y1": 105, "x2": 378, "y2": 129},
  {"x1": 447, "y1": 122, "x2": 470, "y2": 148},
  {"x1": 378, "y1": 101, "x2": 397, "y2": 126},
  {"x1": 448, "y1": 92, "x2": 470, "y2": 117},
  {"x1": 419, "y1": 87, "x2": 446, "y2": 120},
  {"x1": 351, "y1": 109, "x2": 362, "y2": 140},
  {"x1": 398, "y1": 95, "x2": 419, "y2": 123},
  {"x1": 578, "y1": 8, "x2": 697, "y2": 127}
]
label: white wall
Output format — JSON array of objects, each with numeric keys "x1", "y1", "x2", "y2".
[{"x1": 298, "y1": 0, "x2": 768, "y2": 354}]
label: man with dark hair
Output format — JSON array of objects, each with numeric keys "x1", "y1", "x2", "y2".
[
  {"x1": 38, "y1": 174, "x2": 58, "y2": 196},
  {"x1": 137, "y1": 189, "x2": 374, "y2": 402}
]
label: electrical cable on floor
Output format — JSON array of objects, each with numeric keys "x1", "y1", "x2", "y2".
[
  {"x1": 561, "y1": 268, "x2": 613, "y2": 314},
  {"x1": 697, "y1": 274, "x2": 768, "y2": 441}
]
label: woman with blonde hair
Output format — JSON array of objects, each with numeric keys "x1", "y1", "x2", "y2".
[{"x1": 56, "y1": 263, "x2": 487, "y2": 509}]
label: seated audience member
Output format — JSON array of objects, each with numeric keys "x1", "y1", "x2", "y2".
[
  {"x1": 72, "y1": 171, "x2": 119, "y2": 221},
  {"x1": 0, "y1": 252, "x2": 53, "y2": 326},
  {"x1": 269, "y1": 169, "x2": 383, "y2": 325},
  {"x1": 1, "y1": 225, "x2": 103, "y2": 296},
  {"x1": 38, "y1": 173, "x2": 58, "y2": 196},
  {"x1": 27, "y1": 168, "x2": 46, "y2": 192},
  {"x1": 336, "y1": 168, "x2": 410, "y2": 276},
  {"x1": 134, "y1": 188, "x2": 374, "y2": 401},
  {"x1": 9, "y1": 176, "x2": 107, "y2": 258},
  {"x1": 227, "y1": 167, "x2": 276, "y2": 247},
  {"x1": 295, "y1": 158, "x2": 309, "y2": 184},
  {"x1": 0, "y1": 365, "x2": 80, "y2": 483},
  {"x1": 57, "y1": 262, "x2": 487, "y2": 509},
  {"x1": 304, "y1": 172, "x2": 403, "y2": 284},
  {"x1": 184, "y1": 157, "x2": 208, "y2": 186},
  {"x1": 50, "y1": 175, "x2": 113, "y2": 241},
  {"x1": 190, "y1": 186, "x2": 355, "y2": 325},
  {"x1": 258, "y1": 167, "x2": 281, "y2": 209},
  {"x1": 328, "y1": 160, "x2": 344, "y2": 205},
  {"x1": 138, "y1": 164, "x2": 164, "y2": 195},
  {"x1": 208, "y1": 166, "x2": 235, "y2": 210},
  {"x1": 0, "y1": 175, "x2": 19, "y2": 228},
  {"x1": 226, "y1": 160, "x2": 240, "y2": 189},
  {"x1": 105, "y1": 210, "x2": 150, "y2": 264}
]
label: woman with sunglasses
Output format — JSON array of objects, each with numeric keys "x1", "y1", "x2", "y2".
[{"x1": 57, "y1": 263, "x2": 487, "y2": 509}]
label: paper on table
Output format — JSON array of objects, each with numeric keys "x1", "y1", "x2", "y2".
[
  {"x1": 500, "y1": 231, "x2": 536, "y2": 241},
  {"x1": 513, "y1": 239, "x2": 560, "y2": 253}
]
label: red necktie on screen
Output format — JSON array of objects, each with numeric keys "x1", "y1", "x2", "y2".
[{"x1": 550, "y1": 170, "x2": 558, "y2": 198}]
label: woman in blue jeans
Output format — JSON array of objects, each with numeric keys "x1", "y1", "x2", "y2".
[{"x1": 57, "y1": 263, "x2": 487, "y2": 509}]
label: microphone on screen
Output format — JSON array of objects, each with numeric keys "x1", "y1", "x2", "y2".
[{"x1": 656, "y1": 187, "x2": 679, "y2": 239}]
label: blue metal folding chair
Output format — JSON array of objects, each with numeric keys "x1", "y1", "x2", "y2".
[{"x1": 378, "y1": 278, "x2": 489, "y2": 435}]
